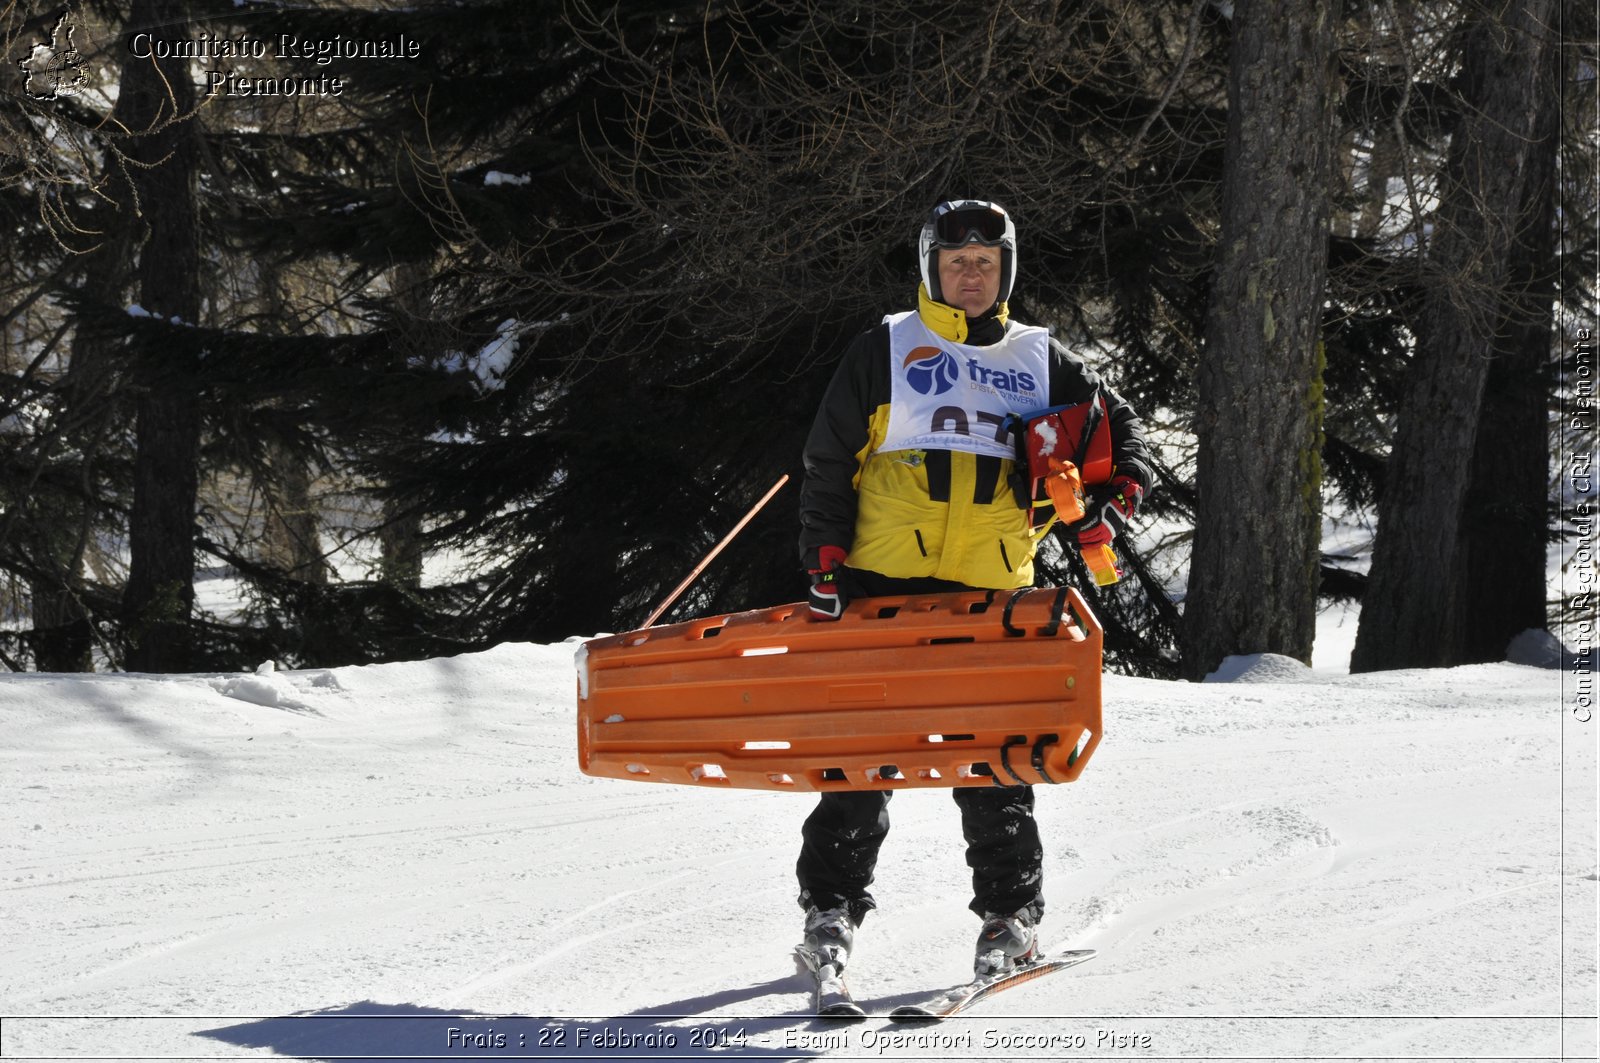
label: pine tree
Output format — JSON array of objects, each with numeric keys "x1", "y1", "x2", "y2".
[
  {"x1": 116, "y1": 0, "x2": 205, "y2": 672},
  {"x1": 1455, "y1": 48, "x2": 1561, "y2": 664},
  {"x1": 1179, "y1": 0, "x2": 1338, "y2": 680},
  {"x1": 1352, "y1": 0, "x2": 1559, "y2": 672}
]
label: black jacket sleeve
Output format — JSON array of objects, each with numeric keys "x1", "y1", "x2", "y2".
[{"x1": 797, "y1": 325, "x2": 890, "y2": 570}]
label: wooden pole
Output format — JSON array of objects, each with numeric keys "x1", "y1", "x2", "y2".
[{"x1": 640, "y1": 474, "x2": 791, "y2": 628}]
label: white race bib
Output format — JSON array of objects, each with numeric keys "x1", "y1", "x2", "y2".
[{"x1": 880, "y1": 311, "x2": 1052, "y2": 459}]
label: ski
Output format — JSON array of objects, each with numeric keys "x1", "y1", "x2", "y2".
[
  {"x1": 794, "y1": 946, "x2": 867, "y2": 1020},
  {"x1": 888, "y1": 948, "x2": 1096, "y2": 1022}
]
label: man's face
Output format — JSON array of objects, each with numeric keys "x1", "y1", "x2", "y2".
[{"x1": 937, "y1": 245, "x2": 1002, "y2": 318}]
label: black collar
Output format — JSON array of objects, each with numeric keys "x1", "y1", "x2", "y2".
[{"x1": 964, "y1": 312, "x2": 1007, "y2": 346}]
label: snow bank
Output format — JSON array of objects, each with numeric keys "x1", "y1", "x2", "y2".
[
  {"x1": 1506, "y1": 628, "x2": 1580, "y2": 669},
  {"x1": 1202, "y1": 652, "x2": 1314, "y2": 683}
]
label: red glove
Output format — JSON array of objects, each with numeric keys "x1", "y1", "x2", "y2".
[
  {"x1": 1075, "y1": 521, "x2": 1115, "y2": 548},
  {"x1": 807, "y1": 545, "x2": 848, "y2": 621},
  {"x1": 1073, "y1": 475, "x2": 1143, "y2": 547}
]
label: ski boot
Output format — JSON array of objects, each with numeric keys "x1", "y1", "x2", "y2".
[
  {"x1": 800, "y1": 905, "x2": 857, "y2": 973},
  {"x1": 974, "y1": 908, "x2": 1040, "y2": 979}
]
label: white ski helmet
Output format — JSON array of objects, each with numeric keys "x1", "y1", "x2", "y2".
[{"x1": 918, "y1": 199, "x2": 1018, "y2": 309}]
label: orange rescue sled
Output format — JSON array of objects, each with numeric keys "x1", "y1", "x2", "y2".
[{"x1": 576, "y1": 587, "x2": 1103, "y2": 792}]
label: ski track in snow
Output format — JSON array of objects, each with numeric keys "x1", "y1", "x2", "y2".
[{"x1": 1, "y1": 639, "x2": 1594, "y2": 1062}]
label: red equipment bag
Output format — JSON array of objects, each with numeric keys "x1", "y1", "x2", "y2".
[{"x1": 1015, "y1": 389, "x2": 1115, "y2": 530}]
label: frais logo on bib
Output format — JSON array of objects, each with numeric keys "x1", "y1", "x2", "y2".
[
  {"x1": 903, "y1": 345, "x2": 1040, "y2": 398},
  {"x1": 903, "y1": 346, "x2": 961, "y2": 396}
]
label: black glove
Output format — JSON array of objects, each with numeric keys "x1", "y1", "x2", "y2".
[{"x1": 807, "y1": 545, "x2": 848, "y2": 621}]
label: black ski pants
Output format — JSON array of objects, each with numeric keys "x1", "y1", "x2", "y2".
[
  {"x1": 793, "y1": 568, "x2": 1046, "y2": 924},
  {"x1": 796, "y1": 785, "x2": 1045, "y2": 923}
]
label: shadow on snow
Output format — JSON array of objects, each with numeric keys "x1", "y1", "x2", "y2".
[{"x1": 194, "y1": 976, "x2": 848, "y2": 1061}]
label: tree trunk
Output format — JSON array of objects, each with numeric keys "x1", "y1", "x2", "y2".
[
  {"x1": 28, "y1": 566, "x2": 93, "y2": 672},
  {"x1": 255, "y1": 266, "x2": 328, "y2": 585},
  {"x1": 262, "y1": 449, "x2": 329, "y2": 584},
  {"x1": 1351, "y1": 0, "x2": 1556, "y2": 673},
  {"x1": 1456, "y1": 43, "x2": 1560, "y2": 662},
  {"x1": 118, "y1": 0, "x2": 203, "y2": 673},
  {"x1": 24, "y1": 486, "x2": 95, "y2": 671},
  {"x1": 1355, "y1": 124, "x2": 1402, "y2": 242},
  {"x1": 1180, "y1": 0, "x2": 1338, "y2": 680},
  {"x1": 378, "y1": 260, "x2": 437, "y2": 591},
  {"x1": 378, "y1": 512, "x2": 426, "y2": 589}
]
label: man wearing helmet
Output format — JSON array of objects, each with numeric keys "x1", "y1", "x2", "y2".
[{"x1": 795, "y1": 199, "x2": 1154, "y2": 979}]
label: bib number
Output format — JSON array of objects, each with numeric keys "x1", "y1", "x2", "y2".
[{"x1": 932, "y1": 407, "x2": 1012, "y2": 445}]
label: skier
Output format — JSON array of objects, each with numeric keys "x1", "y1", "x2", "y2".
[{"x1": 796, "y1": 199, "x2": 1154, "y2": 979}]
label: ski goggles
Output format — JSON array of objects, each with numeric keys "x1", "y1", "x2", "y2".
[{"x1": 930, "y1": 205, "x2": 1010, "y2": 248}]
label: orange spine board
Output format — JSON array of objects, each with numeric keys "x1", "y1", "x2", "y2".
[{"x1": 575, "y1": 587, "x2": 1103, "y2": 792}]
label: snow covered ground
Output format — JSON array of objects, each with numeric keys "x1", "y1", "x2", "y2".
[{"x1": 2, "y1": 607, "x2": 1595, "y2": 1062}]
